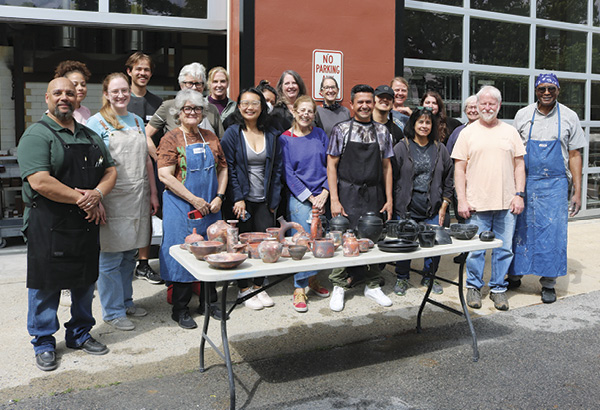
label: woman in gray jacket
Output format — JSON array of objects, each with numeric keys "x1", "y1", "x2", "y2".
[{"x1": 392, "y1": 107, "x2": 453, "y2": 296}]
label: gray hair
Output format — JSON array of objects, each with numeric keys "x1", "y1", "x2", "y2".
[
  {"x1": 177, "y1": 62, "x2": 206, "y2": 84},
  {"x1": 463, "y1": 95, "x2": 477, "y2": 113},
  {"x1": 476, "y1": 85, "x2": 502, "y2": 104},
  {"x1": 169, "y1": 89, "x2": 207, "y2": 124}
]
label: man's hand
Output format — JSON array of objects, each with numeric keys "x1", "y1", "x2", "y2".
[
  {"x1": 379, "y1": 201, "x2": 393, "y2": 220},
  {"x1": 458, "y1": 199, "x2": 474, "y2": 220},
  {"x1": 209, "y1": 196, "x2": 223, "y2": 214},
  {"x1": 75, "y1": 187, "x2": 101, "y2": 212},
  {"x1": 569, "y1": 194, "x2": 581, "y2": 217},
  {"x1": 309, "y1": 190, "x2": 329, "y2": 212},
  {"x1": 330, "y1": 199, "x2": 347, "y2": 218},
  {"x1": 509, "y1": 195, "x2": 525, "y2": 215}
]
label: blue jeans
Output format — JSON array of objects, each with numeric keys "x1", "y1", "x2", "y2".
[
  {"x1": 27, "y1": 284, "x2": 95, "y2": 355},
  {"x1": 97, "y1": 249, "x2": 136, "y2": 321},
  {"x1": 466, "y1": 210, "x2": 516, "y2": 293},
  {"x1": 395, "y1": 214, "x2": 440, "y2": 280},
  {"x1": 288, "y1": 195, "x2": 318, "y2": 288}
]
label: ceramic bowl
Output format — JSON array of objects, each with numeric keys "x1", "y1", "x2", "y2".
[
  {"x1": 450, "y1": 223, "x2": 479, "y2": 240},
  {"x1": 239, "y1": 232, "x2": 270, "y2": 244},
  {"x1": 288, "y1": 245, "x2": 308, "y2": 260},
  {"x1": 204, "y1": 253, "x2": 248, "y2": 269},
  {"x1": 188, "y1": 241, "x2": 225, "y2": 260}
]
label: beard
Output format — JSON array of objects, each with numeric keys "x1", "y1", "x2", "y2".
[
  {"x1": 53, "y1": 103, "x2": 74, "y2": 121},
  {"x1": 479, "y1": 109, "x2": 498, "y2": 123}
]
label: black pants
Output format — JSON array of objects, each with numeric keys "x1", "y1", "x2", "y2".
[{"x1": 171, "y1": 282, "x2": 216, "y2": 315}]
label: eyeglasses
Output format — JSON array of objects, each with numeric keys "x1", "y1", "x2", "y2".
[
  {"x1": 416, "y1": 106, "x2": 433, "y2": 111},
  {"x1": 181, "y1": 106, "x2": 203, "y2": 114},
  {"x1": 322, "y1": 86, "x2": 338, "y2": 91},
  {"x1": 536, "y1": 86, "x2": 557, "y2": 93},
  {"x1": 182, "y1": 81, "x2": 204, "y2": 89},
  {"x1": 239, "y1": 100, "x2": 261, "y2": 108},
  {"x1": 108, "y1": 89, "x2": 130, "y2": 97}
]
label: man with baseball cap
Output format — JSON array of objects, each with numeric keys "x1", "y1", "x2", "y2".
[
  {"x1": 508, "y1": 73, "x2": 586, "y2": 303},
  {"x1": 373, "y1": 85, "x2": 404, "y2": 145}
]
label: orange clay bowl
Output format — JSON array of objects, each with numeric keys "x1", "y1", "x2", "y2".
[
  {"x1": 239, "y1": 232, "x2": 271, "y2": 244},
  {"x1": 188, "y1": 241, "x2": 225, "y2": 260},
  {"x1": 204, "y1": 253, "x2": 248, "y2": 269}
]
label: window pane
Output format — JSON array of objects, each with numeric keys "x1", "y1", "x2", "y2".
[
  {"x1": 110, "y1": 0, "x2": 207, "y2": 18},
  {"x1": 470, "y1": 18, "x2": 529, "y2": 67},
  {"x1": 586, "y1": 172, "x2": 600, "y2": 209},
  {"x1": 404, "y1": 67, "x2": 462, "y2": 118},
  {"x1": 537, "y1": 0, "x2": 587, "y2": 25},
  {"x1": 592, "y1": 34, "x2": 600, "y2": 74},
  {"x1": 0, "y1": 0, "x2": 97, "y2": 10},
  {"x1": 594, "y1": 2, "x2": 600, "y2": 26},
  {"x1": 405, "y1": 10, "x2": 463, "y2": 62},
  {"x1": 592, "y1": 82, "x2": 600, "y2": 120},
  {"x1": 559, "y1": 79, "x2": 585, "y2": 119},
  {"x1": 589, "y1": 130, "x2": 600, "y2": 169},
  {"x1": 536, "y1": 27, "x2": 586, "y2": 73},
  {"x1": 425, "y1": 0, "x2": 463, "y2": 5},
  {"x1": 471, "y1": 0, "x2": 529, "y2": 16},
  {"x1": 469, "y1": 73, "x2": 529, "y2": 120}
]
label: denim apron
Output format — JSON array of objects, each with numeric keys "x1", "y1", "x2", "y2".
[
  {"x1": 510, "y1": 105, "x2": 568, "y2": 278},
  {"x1": 160, "y1": 131, "x2": 220, "y2": 283}
]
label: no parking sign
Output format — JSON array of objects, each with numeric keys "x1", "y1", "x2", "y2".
[{"x1": 312, "y1": 49, "x2": 343, "y2": 101}]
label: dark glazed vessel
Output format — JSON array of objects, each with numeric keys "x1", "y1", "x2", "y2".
[
  {"x1": 479, "y1": 231, "x2": 495, "y2": 241},
  {"x1": 329, "y1": 215, "x2": 350, "y2": 233},
  {"x1": 398, "y1": 213, "x2": 419, "y2": 234},
  {"x1": 356, "y1": 211, "x2": 384, "y2": 242}
]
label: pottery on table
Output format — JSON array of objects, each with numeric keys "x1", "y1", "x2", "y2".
[
  {"x1": 185, "y1": 228, "x2": 204, "y2": 244},
  {"x1": 450, "y1": 223, "x2": 479, "y2": 240},
  {"x1": 310, "y1": 207, "x2": 323, "y2": 240},
  {"x1": 293, "y1": 231, "x2": 311, "y2": 247},
  {"x1": 343, "y1": 231, "x2": 360, "y2": 257},
  {"x1": 329, "y1": 215, "x2": 350, "y2": 233},
  {"x1": 204, "y1": 253, "x2": 248, "y2": 269},
  {"x1": 226, "y1": 220, "x2": 239, "y2": 253},
  {"x1": 426, "y1": 225, "x2": 453, "y2": 245},
  {"x1": 357, "y1": 211, "x2": 384, "y2": 242},
  {"x1": 479, "y1": 231, "x2": 495, "y2": 241},
  {"x1": 327, "y1": 230, "x2": 343, "y2": 248},
  {"x1": 239, "y1": 232, "x2": 270, "y2": 244},
  {"x1": 385, "y1": 220, "x2": 401, "y2": 238},
  {"x1": 188, "y1": 241, "x2": 225, "y2": 260},
  {"x1": 310, "y1": 239, "x2": 335, "y2": 258},
  {"x1": 397, "y1": 231, "x2": 419, "y2": 242},
  {"x1": 206, "y1": 220, "x2": 230, "y2": 244},
  {"x1": 358, "y1": 238, "x2": 371, "y2": 252},
  {"x1": 258, "y1": 237, "x2": 283, "y2": 263},
  {"x1": 266, "y1": 227, "x2": 281, "y2": 239},
  {"x1": 276, "y1": 216, "x2": 306, "y2": 242},
  {"x1": 281, "y1": 244, "x2": 291, "y2": 258},
  {"x1": 418, "y1": 231, "x2": 436, "y2": 248},
  {"x1": 288, "y1": 245, "x2": 308, "y2": 260},
  {"x1": 398, "y1": 213, "x2": 419, "y2": 233},
  {"x1": 246, "y1": 242, "x2": 261, "y2": 259},
  {"x1": 231, "y1": 243, "x2": 247, "y2": 254}
]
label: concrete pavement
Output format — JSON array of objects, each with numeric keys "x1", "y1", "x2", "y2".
[{"x1": 0, "y1": 219, "x2": 598, "y2": 405}]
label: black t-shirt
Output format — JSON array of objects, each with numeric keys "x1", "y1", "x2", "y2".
[
  {"x1": 127, "y1": 90, "x2": 163, "y2": 124},
  {"x1": 408, "y1": 139, "x2": 435, "y2": 219}
]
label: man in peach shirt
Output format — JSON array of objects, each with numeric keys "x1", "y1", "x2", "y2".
[{"x1": 452, "y1": 85, "x2": 526, "y2": 311}]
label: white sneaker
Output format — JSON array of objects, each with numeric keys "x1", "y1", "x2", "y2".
[
  {"x1": 60, "y1": 289, "x2": 72, "y2": 307},
  {"x1": 330, "y1": 286, "x2": 345, "y2": 312},
  {"x1": 364, "y1": 286, "x2": 392, "y2": 307},
  {"x1": 256, "y1": 288, "x2": 274, "y2": 307},
  {"x1": 238, "y1": 288, "x2": 264, "y2": 310}
]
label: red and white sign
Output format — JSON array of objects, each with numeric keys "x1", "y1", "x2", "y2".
[{"x1": 312, "y1": 49, "x2": 343, "y2": 101}]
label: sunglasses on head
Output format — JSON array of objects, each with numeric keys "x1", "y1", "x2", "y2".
[
  {"x1": 536, "y1": 86, "x2": 558, "y2": 93},
  {"x1": 416, "y1": 106, "x2": 433, "y2": 112}
]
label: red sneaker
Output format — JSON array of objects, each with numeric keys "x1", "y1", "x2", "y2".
[
  {"x1": 292, "y1": 292, "x2": 308, "y2": 312},
  {"x1": 308, "y1": 279, "x2": 330, "y2": 298}
]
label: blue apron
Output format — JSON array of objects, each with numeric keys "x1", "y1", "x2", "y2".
[
  {"x1": 159, "y1": 133, "x2": 220, "y2": 283},
  {"x1": 510, "y1": 105, "x2": 568, "y2": 278}
]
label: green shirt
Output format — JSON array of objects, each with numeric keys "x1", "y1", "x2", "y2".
[{"x1": 17, "y1": 114, "x2": 115, "y2": 228}]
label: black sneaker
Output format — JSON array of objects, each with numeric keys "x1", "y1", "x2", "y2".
[
  {"x1": 507, "y1": 277, "x2": 522, "y2": 290},
  {"x1": 172, "y1": 311, "x2": 197, "y2": 329},
  {"x1": 421, "y1": 277, "x2": 443, "y2": 295},
  {"x1": 541, "y1": 287, "x2": 556, "y2": 304},
  {"x1": 135, "y1": 263, "x2": 165, "y2": 285},
  {"x1": 67, "y1": 337, "x2": 109, "y2": 355},
  {"x1": 36, "y1": 351, "x2": 58, "y2": 371}
]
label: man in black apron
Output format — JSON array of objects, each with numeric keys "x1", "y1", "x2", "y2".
[
  {"x1": 326, "y1": 84, "x2": 394, "y2": 312},
  {"x1": 17, "y1": 78, "x2": 117, "y2": 371}
]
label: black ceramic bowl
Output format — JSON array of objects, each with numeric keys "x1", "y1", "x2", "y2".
[
  {"x1": 397, "y1": 231, "x2": 418, "y2": 242},
  {"x1": 450, "y1": 223, "x2": 479, "y2": 240}
]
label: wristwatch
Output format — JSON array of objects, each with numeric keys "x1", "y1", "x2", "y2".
[
  {"x1": 216, "y1": 193, "x2": 225, "y2": 201},
  {"x1": 515, "y1": 192, "x2": 525, "y2": 198}
]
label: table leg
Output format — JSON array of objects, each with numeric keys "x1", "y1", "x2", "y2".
[
  {"x1": 199, "y1": 282, "x2": 211, "y2": 372},
  {"x1": 457, "y1": 261, "x2": 479, "y2": 362},
  {"x1": 219, "y1": 281, "x2": 236, "y2": 410},
  {"x1": 416, "y1": 272, "x2": 433, "y2": 334}
]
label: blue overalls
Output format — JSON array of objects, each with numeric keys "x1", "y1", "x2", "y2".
[{"x1": 510, "y1": 105, "x2": 568, "y2": 279}]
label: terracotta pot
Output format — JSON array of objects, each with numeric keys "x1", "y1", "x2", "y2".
[
  {"x1": 277, "y1": 216, "x2": 306, "y2": 242},
  {"x1": 288, "y1": 245, "x2": 308, "y2": 261},
  {"x1": 281, "y1": 244, "x2": 291, "y2": 258},
  {"x1": 310, "y1": 207, "x2": 323, "y2": 240},
  {"x1": 226, "y1": 220, "x2": 239, "y2": 253},
  {"x1": 258, "y1": 238, "x2": 283, "y2": 263},
  {"x1": 310, "y1": 239, "x2": 335, "y2": 258},
  {"x1": 327, "y1": 230, "x2": 343, "y2": 248},
  {"x1": 343, "y1": 231, "x2": 360, "y2": 257},
  {"x1": 246, "y1": 242, "x2": 261, "y2": 259},
  {"x1": 185, "y1": 228, "x2": 204, "y2": 244},
  {"x1": 358, "y1": 238, "x2": 370, "y2": 253},
  {"x1": 293, "y1": 231, "x2": 311, "y2": 247},
  {"x1": 239, "y1": 232, "x2": 270, "y2": 244},
  {"x1": 206, "y1": 220, "x2": 230, "y2": 244},
  {"x1": 188, "y1": 241, "x2": 225, "y2": 260},
  {"x1": 266, "y1": 227, "x2": 281, "y2": 239},
  {"x1": 204, "y1": 253, "x2": 248, "y2": 269}
]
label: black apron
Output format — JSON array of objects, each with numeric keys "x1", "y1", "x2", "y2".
[
  {"x1": 337, "y1": 120, "x2": 384, "y2": 230},
  {"x1": 26, "y1": 121, "x2": 105, "y2": 290}
]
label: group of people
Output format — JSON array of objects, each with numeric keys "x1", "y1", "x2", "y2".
[{"x1": 18, "y1": 50, "x2": 584, "y2": 371}]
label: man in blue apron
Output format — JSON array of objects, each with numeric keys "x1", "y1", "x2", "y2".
[
  {"x1": 509, "y1": 73, "x2": 586, "y2": 303},
  {"x1": 326, "y1": 84, "x2": 394, "y2": 312},
  {"x1": 17, "y1": 78, "x2": 117, "y2": 371}
]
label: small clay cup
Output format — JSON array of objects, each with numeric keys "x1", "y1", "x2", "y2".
[
  {"x1": 288, "y1": 245, "x2": 308, "y2": 260},
  {"x1": 358, "y1": 238, "x2": 370, "y2": 252},
  {"x1": 418, "y1": 231, "x2": 436, "y2": 248}
]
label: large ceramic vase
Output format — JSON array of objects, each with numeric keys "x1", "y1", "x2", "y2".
[
  {"x1": 343, "y1": 231, "x2": 360, "y2": 257},
  {"x1": 206, "y1": 220, "x2": 230, "y2": 244},
  {"x1": 329, "y1": 215, "x2": 350, "y2": 233},
  {"x1": 310, "y1": 207, "x2": 323, "y2": 240},
  {"x1": 258, "y1": 238, "x2": 283, "y2": 263},
  {"x1": 356, "y1": 211, "x2": 384, "y2": 242},
  {"x1": 185, "y1": 228, "x2": 204, "y2": 244}
]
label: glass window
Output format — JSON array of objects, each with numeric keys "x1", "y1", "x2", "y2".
[
  {"x1": 404, "y1": 67, "x2": 462, "y2": 118},
  {"x1": 587, "y1": 172, "x2": 600, "y2": 209},
  {"x1": 592, "y1": 34, "x2": 600, "y2": 74},
  {"x1": 537, "y1": 0, "x2": 587, "y2": 25},
  {"x1": 469, "y1": 73, "x2": 529, "y2": 120},
  {"x1": 420, "y1": 0, "x2": 463, "y2": 5},
  {"x1": 0, "y1": 0, "x2": 97, "y2": 10},
  {"x1": 536, "y1": 27, "x2": 587, "y2": 73},
  {"x1": 405, "y1": 10, "x2": 463, "y2": 63},
  {"x1": 594, "y1": 2, "x2": 600, "y2": 26},
  {"x1": 470, "y1": 18, "x2": 529, "y2": 67},
  {"x1": 592, "y1": 82, "x2": 600, "y2": 120},
  {"x1": 471, "y1": 0, "x2": 529, "y2": 16},
  {"x1": 559, "y1": 79, "x2": 585, "y2": 119},
  {"x1": 110, "y1": 0, "x2": 207, "y2": 18},
  {"x1": 589, "y1": 129, "x2": 600, "y2": 169}
]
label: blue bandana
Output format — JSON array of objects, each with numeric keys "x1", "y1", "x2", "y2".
[{"x1": 535, "y1": 73, "x2": 560, "y2": 88}]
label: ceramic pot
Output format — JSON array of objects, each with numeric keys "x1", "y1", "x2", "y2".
[
  {"x1": 246, "y1": 242, "x2": 261, "y2": 259},
  {"x1": 266, "y1": 227, "x2": 281, "y2": 239},
  {"x1": 276, "y1": 216, "x2": 306, "y2": 242},
  {"x1": 418, "y1": 231, "x2": 436, "y2": 248},
  {"x1": 258, "y1": 237, "x2": 283, "y2": 263},
  {"x1": 310, "y1": 239, "x2": 335, "y2": 258},
  {"x1": 239, "y1": 232, "x2": 270, "y2": 244},
  {"x1": 226, "y1": 220, "x2": 239, "y2": 253},
  {"x1": 188, "y1": 241, "x2": 225, "y2": 260},
  {"x1": 185, "y1": 228, "x2": 204, "y2": 244},
  {"x1": 327, "y1": 230, "x2": 343, "y2": 248},
  {"x1": 398, "y1": 213, "x2": 419, "y2": 233},
  {"x1": 479, "y1": 231, "x2": 495, "y2": 241},
  {"x1": 358, "y1": 238, "x2": 370, "y2": 252},
  {"x1": 343, "y1": 231, "x2": 360, "y2": 257},
  {"x1": 310, "y1": 207, "x2": 323, "y2": 240},
  {"x1": 293, "y1": 231, "x2": 311, "y2": 247},
  {"x1": 385, "y1": 220, "x2": 400, "y2": 238},
  {"x1": 288, "y1": 245, "x2": 308, "y2": 260},
  {"x1": 206, "y1": 220, "x2": 230, "y2": 244},
  {"x1": 329, "y1": 215, "x2": 350, "y2": 233},
  {"x1": 357, "y1": 211, "x2": 384, "y2": 242}
]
